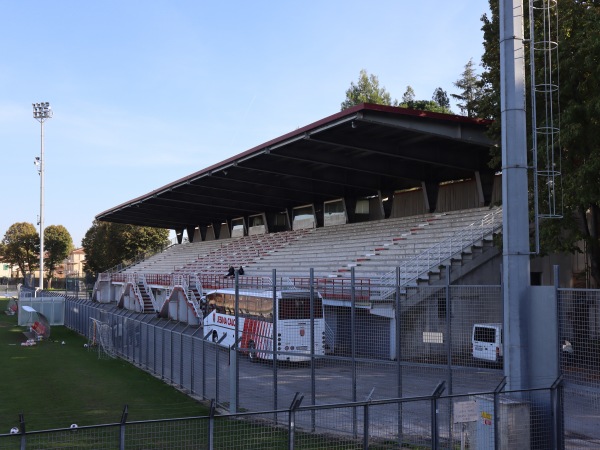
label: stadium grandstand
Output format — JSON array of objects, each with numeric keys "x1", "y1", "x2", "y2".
[
  {"x1": 69, "y1": 103, "x2": 600, "y2": 448},
  {"x1": 92, "y1": 103, "x2": 509, "y2": 359}
]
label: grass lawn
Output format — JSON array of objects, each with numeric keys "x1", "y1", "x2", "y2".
[
  {"x1": 0, "y1": 297, "x2": 410, "y2": 448},
  {"x1": 0, "y1": 298, "x2": 209, "y2": 432}
]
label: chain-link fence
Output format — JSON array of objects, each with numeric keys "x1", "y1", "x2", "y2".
[
  {"x1": 0, "y1": 384, "x2": 563, "y2": 450},
  {"x1": 58, "y1": 276, "x2": 600, "y2": 448},
  {"x1": 67, "y1": 283, "x2": 507, "y2": 410},
  {"x1": 558, "y1": 288, "x2": 600, "y2": 447}
]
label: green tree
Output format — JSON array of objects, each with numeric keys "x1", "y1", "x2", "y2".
[
  {"x1": 82, "y1": 221, "x2": 170, "y2": 275},
  {"x1": 545, "y1": 0, "x2": 600, "y2": 286},
  {"x1": 432, "y1": 87, "x2": 451, "y2": 110},
  {"x1": 401, "y1": 86, "x2": 416, "y2": 104},
  {"x1": 400, "y1": 99, "x2": 453, "y2": 114},
  {"x1": 480, "y1": 0, "x2": 600, "y2": 286},
  {"x1": 0, "y1": 222, "x2": 39, "y2": 281},
  {"x1": 399, "y1": 86, "x2": 453, "y2": 114},
  {"x1": 479, "y1": 0, "x2": 502, "y2": 166},
  {"x1": 44, "y1": 225, "x2": 74, "y2": 287},
  {"x1": 341, "y1": 71, "x2": 453, "y2": 114},
  {"x1": 341, "y1": 69, "x2": 396, "y2": 110},
  {"x1": 451, "y1": 58, "x2": 483, "y2": 118}
]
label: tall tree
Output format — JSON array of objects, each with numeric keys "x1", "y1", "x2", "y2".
[
  {"x1": 401, "y1": 86, "x2": 416, "y2": 104},
  {"x1": 82, "y1": 221, "x2": 170, "y2": 275},
  {"x1": 480, "y1": 0, "x2": 600, "y2": 286},
  {"x1": 0, "y1": 222, "x2": 39, "y2": 281},
  {"x1": 479, "y1": 0, "x2": 502, "y2": 166},
  {"x1": 44, "y1": 225, "x2": 74, "y2": 287},
  {"x1": 400, "y1": 99, "x2": 453, "y2": 114},
  {"x1": 432, "y1": 87, "x2": 451, "y2": 110},
  {"x1": 399, "y1": 86, "x2": 453, "y2": 114},
  {"x1": 451, "y1": 58, "x2": 483, "y2": 118},
  {"x1": 341, "y1": 69, "x2": 395, "y2": 110},
  {"x1": 546, "y1": 0, "x2": 600, "y2": 286}
]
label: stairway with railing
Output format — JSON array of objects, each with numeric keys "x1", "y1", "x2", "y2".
[
  {"x1": 137, "y1": 274, "x2": 156, "y2": 312},
  {"x1": 373, "y1": 207, "x2": 502, "y2": 300}
]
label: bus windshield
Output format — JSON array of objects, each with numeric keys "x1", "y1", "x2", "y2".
[{"x1": 278, "y1": 297, "x2": 323, "y2": 320}]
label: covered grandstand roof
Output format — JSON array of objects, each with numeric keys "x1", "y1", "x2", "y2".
[{"x1": 96, "y1": 103, "x2": 496, "y2": 233}]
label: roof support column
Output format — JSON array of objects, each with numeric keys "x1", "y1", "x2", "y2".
[
  {"x1": 421, "y1": 181, "x2": 439, "y2": 213},
  {"x1": 475, "y1": 170, "x2": 496, "y2": 206}
]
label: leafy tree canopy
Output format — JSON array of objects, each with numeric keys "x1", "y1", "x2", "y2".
[
  {"x1": 44, "y1": 225, "x2": 74, "y2": 285},
  {"x1": 400, "y1": 99, "x2": 453, "y2": 114},
  {"x1": 432, "y1": 87, "x2": 451, "y2": 109},
  {"x1": 399, "y1": 86, "x2": 453, "y2": 114},
  {"x1": 0, "y1": 222, "x2": 39, "y2": 278},
  {"x1": 340, "y1": 69, "x2": 395, "y2": 110},
  {"x1": 480, "y1": 0, "x2": 600, "y2": 285},
  {"x1": 82, "y1": 221, "x2": 170, "y2": 275},
  {"x1": 341, "y1": 71, "x2": 453, "y2": 114},
  {"x1": 547, "y1": 0, "x2": 600, "y2": 285},
  {"x1": 451, "y1": 58, "x2": 484, "y2": 118},
  {"x1": 401, "y1": 86, "x2": 415, "y2": 104}
]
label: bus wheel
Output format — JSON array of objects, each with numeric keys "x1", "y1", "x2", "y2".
[{"x1": 248, "y1": 341, "x2": 257, "y2": 362}]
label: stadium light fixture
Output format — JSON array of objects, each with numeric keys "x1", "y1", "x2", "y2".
[{"x1": 32, "y1": 102, "x2": 52, "y2": 290}]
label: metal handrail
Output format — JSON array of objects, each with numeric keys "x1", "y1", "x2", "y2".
[
  {"x1": 139, "y1": 274, "x2": 158, "y2": 312},
  {"x1": 128, "y1": 275, "x2": 145, "y2": 312},
  {"x1": 104, "y1": 236, "x2": 181, "y2": 274},
  {"x1": 375, "y1": 208, "x2": 503, "y2": 298}
]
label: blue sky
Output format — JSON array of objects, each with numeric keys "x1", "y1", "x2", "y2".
[{"x1": 1, "y1": 1, "x2": 490, "y2": 247}]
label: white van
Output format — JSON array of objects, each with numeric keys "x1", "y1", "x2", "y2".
[{"x1": 472, "y1": 323, "x2": 503, "y2": 363}]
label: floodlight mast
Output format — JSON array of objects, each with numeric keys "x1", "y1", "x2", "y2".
[
  {"x1": 499, "y1": 1, "x2": 530, "y2": 391},
  {"x1": 32, "y1": 102, "x2": 52, "y2": 290}
]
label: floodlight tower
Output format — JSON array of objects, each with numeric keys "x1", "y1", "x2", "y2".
[
  {"x1": 500, "y1": 0, "x2": 530, "y2": 391},
  {"x1": 33, "y1": 102, "x2": 53, "y2": 290}
]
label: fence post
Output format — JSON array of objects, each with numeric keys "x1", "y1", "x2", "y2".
[
  {"x1": 395, "y1": 266, "x2": 404, "y2": 448},
  {"x1": 19, "y1": 413, "x2": 25, "y2": 450},
  {"x1": 190, "y1": 328, "x2": 196, "y2": 395},
  {"x1": 445, "y1": 265, "x2": 453, "y2": 446},
  {"x1": 310, "y1": 268, "x2": 316, "y2": 431},
  {"x1": 550, "y1": 375, "x2": 564, "y2": 450},
  {"x1": 215, "y1": 341, "x2": 221, "y2": 405},
  {"x1": 493, "y1": 377, "x2": 507, "y2": 450},
  {"x1": 233, "y1": 271, "x2": 240, "y2": 413},
  {"x1": 161, "y1": 321, "x2": 166, "y2": 379},
  {"x1": 288, "y1": 392, "x2": 304, "y2": 450},
  {"x1": 208, "y1": 399, "x2": 216, "y2": 450},
  {"x1": 362, "y1": 401, "x2": 370, "y2": 450},
  {"x1": 430, "y1": 381, "x2": 445, "y2": 450},
  {"x1": 119, "y1": 405, "x2": 128, "y2": 450},
  {"x1": 272, "y1": 269, "x2": 278, "y2": 419},
  {"x1": 170, "y1": 321, "x2": 175, "y2": 382},
  {"x1": 180, "y1": 327, "x2": 186, "y2": 388},
  {"x1": 554, "y1": 265, "x2": 562, "y2": 378},
  {"x1": 351, "y1": 267, "x2": 357, "y2": 438},
  {"x1": 202, "y1": 328, "x2": 206, "y2": 399}
]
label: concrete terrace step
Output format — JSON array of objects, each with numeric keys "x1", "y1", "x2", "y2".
[{"x1": 125, "y1": 207, "x2": 501, "y2": 290}]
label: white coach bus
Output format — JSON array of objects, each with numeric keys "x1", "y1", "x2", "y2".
[{"x1": 202, "y1": 288, "x2": 326, "y2": 362}]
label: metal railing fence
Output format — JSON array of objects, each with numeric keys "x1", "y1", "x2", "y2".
[
  {"x1": 0, "y1": 382, "x2": 563, "y2": 450},
  {"x1": 375, "y1": 208, "x2": 502, "y2": 299},
  {"x1": 59, "y1": 276, "x2": 600, "y2": 448}
]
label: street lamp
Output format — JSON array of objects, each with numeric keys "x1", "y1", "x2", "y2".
[{"x1": 32, "y1": 102, "x2": 52, "y2": 290}]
